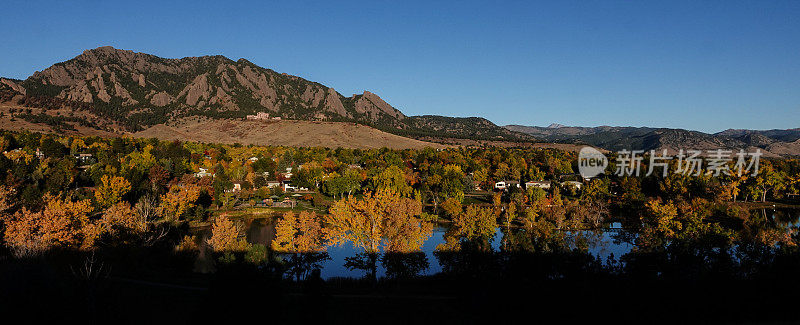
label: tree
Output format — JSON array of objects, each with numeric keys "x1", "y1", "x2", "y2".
[
  {"x1": 95, "y1": 175, "x2": 131, "y2": 208},
  {"x1": 440, "y1": 164, "x2": 467, "y2": 202},
  {"x1": 325, "y1": 189, "x2": 431, "y2": 280},
  {"x1": 3, "y1": 195, "x2": 97, "y2": 256},
  {"x1": 159, "y1": 184, "x2": 201, "y2": 221},
  {"x1": 373, "y1": 165, "x2": 413, "y2": 197},
  {"x1": 754, "y1": 164, "x2": 785, "y2": 202},
  {"x1": 207, "y1": 216, "x2": 249, "y2": 252},
  {"x1": 101, "y1": 202, "x2": 146, "y2": 234},
  {"x1": 441, "y1": 197, "x2": 462, "y2": 219},
  {"x1": 273, "y1": 211, "x2": 326, "y2": 253},
  {"x1": 453, "y1": 204, "x2": 497, "y2": 243},
  {"x1": 272, "y1": 211, "x2": 328, "y2": 281}
]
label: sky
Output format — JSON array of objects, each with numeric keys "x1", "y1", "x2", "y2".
[{"x1": 0, "y1": 0, "x2": 798, "y2": 133}]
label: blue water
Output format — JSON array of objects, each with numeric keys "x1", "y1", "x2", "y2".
[{"x1": 239, "y1": 220, "x2": 634, "y2": 279}]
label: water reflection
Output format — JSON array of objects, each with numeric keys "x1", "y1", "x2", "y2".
[
  {"x1": 195, "y1": 208, "x2": 798, "y2": 280},
  {"x1": 217, "y1": 220, "x2": 632, "y2": 279}
]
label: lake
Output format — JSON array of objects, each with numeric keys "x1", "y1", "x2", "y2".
[{"x1": 197, "y1": 207, "x2": 800, "y2": 279}]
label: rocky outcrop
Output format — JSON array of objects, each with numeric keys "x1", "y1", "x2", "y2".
[
  {"x1": 11, "y1": 46, "x2": 424, "y2": 132},
  {"x1": 324, "y1": 88, "x2": 348, "y2": 117},
  {"x1": 354, "y1": 91, "x2": 405, "y2": 120},
  {"x1": 0, "y1": 78, "x2": 26, "y2": 95},
  {"x1": 148, "y1": 91, "x2": 173, "y2": 107}
]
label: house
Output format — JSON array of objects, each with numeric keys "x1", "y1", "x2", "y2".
[
  {"x1": 495, "y1": 181, "x2": 521, "y2": 191},
  {"x1": 561, "y1": 181, "x2": 583, "y2": 190},
  {"x1": 73, "y1": 153, "x2": 94, "y2": 164},
  {"x1": 195, "y1": 168, "x2": 213, "y2": 178},
  {"x1": 266, "y1": 181, "x2": 281, "y2": 188},
  {"x1": 525, "y1": 181, "x2": 551, "y2": 189},
  {"x1": 246, "y1": 112, "x2": 270, "y2": 120},
  {"x1": 282, "y1": 180, "x2": 297, "y2": 192},
  {"x1": 232, "y1": 183, "x2": 242, "y2": 192},
  {"x1": 248, "y1": 157, "x2": 259, "y2": 162}
]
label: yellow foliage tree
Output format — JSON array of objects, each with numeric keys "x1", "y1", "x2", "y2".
[
  {"x1": 272, "y1": 211, "x2": 325, "y2": 253},
  {"x1": 325, "y1": 188, "x2": 431, "y2": 253},
  {"x1": 158, "y1": 184, "x2": 201, "y2": 221},
  {"x1": 207, "y1": 216, "x2": 249, "y2": 252},
  {"x1": 95, "y1": 175, "x2": 131, "y2": 208}
]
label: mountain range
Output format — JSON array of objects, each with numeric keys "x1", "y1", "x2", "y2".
[
  {"x1": 504, "y1": 124, "x2": 800, "y2": 157},
  {"x1": 0, "y1": 46, "x2": 797, "y2": 155}
]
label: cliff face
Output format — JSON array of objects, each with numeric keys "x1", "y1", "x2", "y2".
[{"x1": 17, "y1": 46, "x2": 405, "y2": 129}]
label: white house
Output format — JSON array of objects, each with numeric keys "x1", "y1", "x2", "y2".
[
  {"x1": 525, "y1": 181, "x2": 551, "y2": 189},
  {"x1": 495, "y1": 181, "x2": 520, "y2": 191},
  {"x1": 282, "y1": 180, "x2": 297, "y2": 192},
  {"x1": 195, "y1": 168, "x2": 213, "y2": 178},
  {"x1": 246, "y1": 112, "x2": 270, "y2": 120}
]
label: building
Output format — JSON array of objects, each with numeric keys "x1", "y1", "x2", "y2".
[
  {"x1": 248, "y1": 157, "x2": 259, "y2": 162},
  {"x1": 195, "y1": 168, "x2": 213, "y2": 178},
  {"x1": 266, "y1": 181, "x2": 281, "y2": 188},
  {"x1": 246, "y1": 112, "x2": 270, "y2": 120},
  {"x1": 495, "y1": 181, "x2": 521, "y2": 191},
  {"x1": 73, "y1": 153, "x2": 94, "y2": 164},
  {"x1": 282, "y1": 180, "x2": 297, "y2": 192},
  {"x1": 525, "y1": 181, "x2": 551, "y2": 189}
]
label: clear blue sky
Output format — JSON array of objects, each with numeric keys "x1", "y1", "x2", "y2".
[{"x1": 1, "y1": 0, "x2": 798, "y2": 133}]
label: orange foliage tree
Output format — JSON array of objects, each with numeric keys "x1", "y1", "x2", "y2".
[
  {"x1": 4, "y1": 195, "x2": 98, "y2": 256},
  {"x1": 158, "y1": 184, "x2": 201, "y2": 221},
  {"x1": 101, "y1": 202, "x2": 146, "y2": 234},
  {"x1": 207, "y1": 216, "x2": 249, "y2": 252}
]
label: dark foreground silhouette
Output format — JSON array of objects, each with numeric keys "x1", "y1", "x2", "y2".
[{"x1": 3, "y1": 241, "x2": 800, "y2": 325}]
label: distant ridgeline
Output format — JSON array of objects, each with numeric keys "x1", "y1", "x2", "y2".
[{"x1": 0, "y1": 46, "x2": 532, "y2": 143}]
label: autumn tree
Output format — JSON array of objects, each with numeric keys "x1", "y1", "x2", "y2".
[
  {"x1": 158, "y1": 184, "x2": 201, "y2": 221},
  {"x1": 272, "y1": 211, "x2": 328, "y2": 281},
  {"x1": 207, "y1": 216, "x2": 249, "y2": 252},
  {"x1": 326, "y1": 188, "x2": 432, "y2": 279},
  {"x1": 101, "y1": 202, "x2": 146, "y2": 234},
  {"x1": 95, "y1": 175, "x2": 131, "y2": 208},
  {"x1": 4, "y1": 195, "x2": 98, "y2": 256},
  {"x1": 373, "y1": 165, "x2": 413, "y2": 197}
]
